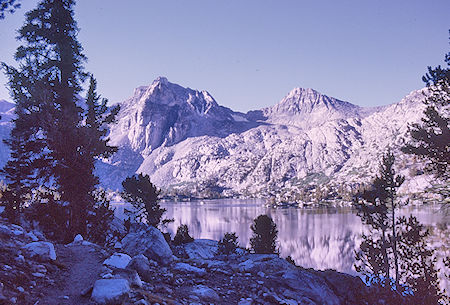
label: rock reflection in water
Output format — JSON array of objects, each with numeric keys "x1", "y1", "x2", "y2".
[
  {"x1": 114, "y1": 199, "x2": 448, "y2": 285},
  {"x1": 158, "y1": 199, "x2": 362, "y2": 274}
]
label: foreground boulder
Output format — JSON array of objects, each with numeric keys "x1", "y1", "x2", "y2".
[
  {"x1": 91, "y1": 279, "x2": 130, "y2": 304},
  {"x1": 184, "y1": 239, "x2": 218, "y2": 260},
  {"x1": 126, "y1": 254, "x2": 156, "y2": 282},
  {"x1": 313, "y1": 269, "x2": 367, "y2": 304},
  {"x1": 230, "y1": 254, "x2": 342, "y2": 305},
  {"x1": 103, "y1": 253, "x2": 132, "y2": 269},
  {"x1": 23, "y1": 241, "x2": 56, "y2": 261},
  {"x1": 121, "y1": 224, "x2": 173, "y2": 266}
]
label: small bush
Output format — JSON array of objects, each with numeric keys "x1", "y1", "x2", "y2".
[
  {"x1": 250, "y1": 214, "x2": 279, "y2": 254},
  {"x1": 173, "y1": 224, "x2": 194, "y2": 245},
  {"x1": 217, "y1": 232, "x2": 239, "y2": 255}
]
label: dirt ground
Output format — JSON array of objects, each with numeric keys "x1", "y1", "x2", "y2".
[{"x1": 34, "y1": 243, "x2": 105, "y2": 305}]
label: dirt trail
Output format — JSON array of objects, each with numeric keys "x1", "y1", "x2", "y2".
[{"x1": 36, "y1": 243, "x2": 105, "y2": 305}]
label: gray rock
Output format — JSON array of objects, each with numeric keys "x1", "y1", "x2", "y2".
[
  {"x1": 103, "y1": 252, "x2": 132, "y2": 269},
  {"x1": 174, "y1": 262, "x2": 206, "y2": 277},
  {"x1": 80, "y1": 285, "x2": 93, "y2": 297},
  {"x1": 238, "y1": 299, "x2": 253, "y2": 305},
  {"x1": 73, "y1": 234, "x2": 83, "y2": 242},
  {"x1": 23, "y1": 241, "x2": 56, "y2": 261},
  {"x1": 0, "y1": 223, "x2": 23, "y2": 237},
  {"x1": 113, "y1": 269, "x2": 143, "y2": 288},
  {"x1": 26, "y1": 231, "x2": 39, "y2": 241},
  {"x1": 190, "y1": 285, "x2": 220, "y2": 302},
  {"x1": 91, "y1": 279, "x2": 130, "y2": 304},
  {"x1": 236, "y1": 254, "x2": 341, "y2": 305},
  {"x1": 126, "y1": 254, "x2": 153, "y2": 282},
  {"x1": 121, "y1": 224, "x2": 173, "y2": 266},
  {"x1": 0, "y1": 282, "x2": 7, "y2": 302},
  {"x1": 184, "y1": 239, "x2": 218, "y2": 260},
  {"x1": 315, "y1": 269, "x2": 367, "y2": 304},
  {"x1": 34, "y1": 265, "x2": 47, "y2": 274}
]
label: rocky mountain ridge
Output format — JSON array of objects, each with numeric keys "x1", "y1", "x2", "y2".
[
  {"x1": 0, "y1": 80, "x2": 442, "y2": 200},
  {"x1": 98, "y1": 78, "x2": 437, "y2": 200}
]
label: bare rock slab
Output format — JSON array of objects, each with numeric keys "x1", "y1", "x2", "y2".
[
  {"x1": 121, "y1": 224, "x2": 173, "y2": 266},
  {"x1": 184, "y1": 239, "x2": 218, "y2": 260},
  {"x1": 103, "y1": 252, "x2": 132, "y2": 269},
  {"x1": 91, "y1": 279, "x2": 130, "y2": 304},
  {"x1": 23, "y1": 241, "x2": 56, "y2": 261}
]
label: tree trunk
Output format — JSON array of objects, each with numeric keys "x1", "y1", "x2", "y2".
[
  {"x1": 381, "y1": 225, "x2": 390, "y2": 282},
  {"x1": 391, "y1": 197, "x2": 399, "y2": 286}
]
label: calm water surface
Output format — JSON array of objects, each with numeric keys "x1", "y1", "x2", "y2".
[{"x1": 113, "y1": 199, "x2": 448, "y2": 288}]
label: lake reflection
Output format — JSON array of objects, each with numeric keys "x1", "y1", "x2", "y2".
[{"x1": 114, "y1": 199, "x2": 448, "y2": 283}]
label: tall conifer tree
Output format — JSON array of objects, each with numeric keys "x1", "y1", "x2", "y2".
[
  {"x1": 402, "y1": 35, "x2": 449, "y2": 179},
  {"x1": 2, "y1": 0, "x2": 118, "y2": 240},
  {"x1": 355, "y1": 151, "x2": 443, "y2": 304}
]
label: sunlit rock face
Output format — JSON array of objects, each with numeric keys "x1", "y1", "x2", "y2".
[
  {"x1": 109, "y1": 77, "x2": 242, "y2": 153},
  {"x1": 101, "y1": 78, "x2": 428, "y2": 196},
  {"x1": 0, "y1": 79, "x2": 432, "y2": 197}
]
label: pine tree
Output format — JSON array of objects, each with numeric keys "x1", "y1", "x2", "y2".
[
  {"x1": 355, "y1": 150, "x2": 443, "y2": 303},
  {"x1": 397, "y1": 216, "x2": 444, "y2": 304},
  {"x1": 402, "y1": 35, "x2": 449, "y2": 179},
  {"x1": 250, "y1": 214, "x2": 278, "y2": 254},
  {"x1": 2, "y1": 0, "x2": 118, "y2": 240},
  {"x1": 121, "y1": 174, "x2": 170, "y2": 228},
  {"x1": 217, "y1": 232, "x2": 239, "y2": 255},
  {"x1": 0, "y1": 0, "x2": 21, "y2": 19},
  {"x1": 74, "y1": 76, "x2": 119, "y2": 238},
  {"x1": 355, "y1": 150, "x2": 404, "y2": 288}
]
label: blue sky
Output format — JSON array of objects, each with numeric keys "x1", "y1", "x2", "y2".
[{"x1": 0, "y1": 0, "x2": 449, "y2": 111}]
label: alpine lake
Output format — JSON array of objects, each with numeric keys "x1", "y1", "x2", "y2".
[{"x1": 113, "y1": 198, "x2": 449, "y2": 291}]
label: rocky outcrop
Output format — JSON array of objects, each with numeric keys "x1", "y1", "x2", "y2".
[
  {"x1": 184, "y1": 239, "x2": 218, "y2": 260},
  {"x1": 94, "y1": 78, "x2": 433, "y2": 201},
  {"x1": 126, "y1": 254, "x2": 156, "y2": 282},
  {"x1": 121, "y1": 223, "x2": 173, "y2": 265},
  {"x1": 91, "y1": 278, "x2": 131, "y2": 304},
  {"x1": 0, "y1": 219, "x2": 63, "y2": 304},
  {"x1": 0, "y1": 216, "x2": 405, "y2": 304},
  {"x1": 103, "y1": 252, "x2": 132, "y2": 269},
  {"x1": 23, "y1": 241, "x2": 57, "y2": 261}
]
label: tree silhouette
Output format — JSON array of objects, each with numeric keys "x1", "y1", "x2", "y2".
[
  {"x1": 0, "y1": 0, "x2": 21, "y2": 19},
  {"x1": 402, "y1": 33, "x2": 449, "y2": 179},
  {"x1": 250, "y1": 214, "x2": 278, "y2": 254},
  {"x1": 1, "y1": 0, "x2": 118, "y2": 240},
  {"x1": 355, "y1": 150, "x2": 443, "y2": 303},
  {"x1": 122, "y1": 173, "x2": 171, "y2": 228}
]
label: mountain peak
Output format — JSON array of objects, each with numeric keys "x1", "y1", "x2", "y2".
[
  {"x1": 261, "y1": 87, "x2": 362, "y2": 128},
  {"x1": 271, "y1": 87, "x2": 353, "y2": 113},
  {"x1": 152, "y1": 76, "x2": 169, "y2": 86},
  {"x1": 286, "y1": 87, "x2": 320, "y2": 98}
]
